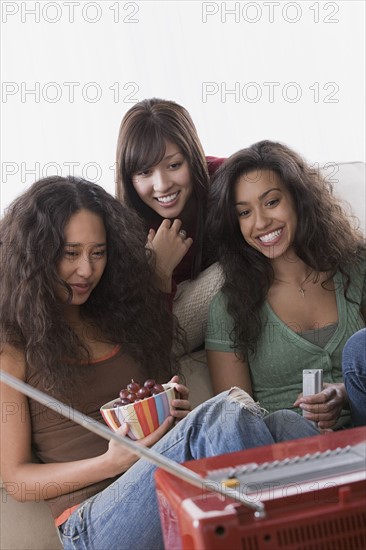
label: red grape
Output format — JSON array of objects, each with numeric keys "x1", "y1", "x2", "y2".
[
  {"x1": 127, "y1": 392, "x2": 137, "y2": 402},
  {"x1": 119, "y1": 389, "x2": 130, "y2": 400},
  {"x1": 152, "y1": 383, "x2": 164, "y2": 394},
  {"x1": 116, "y1": 378, "x2": 166, "y2": 406},
  {"x1": 144, "y1": 379, "x2": 156, "y2": 389},
  {"x1": 120, "y1": 398, "x2": 132, "y2": 406},
  {"x1": 137, "y1": 387, "x2": 151, "y2": 400},
  {"x1": 127, "y1": 380, "x2": 140, "y2": 393}
]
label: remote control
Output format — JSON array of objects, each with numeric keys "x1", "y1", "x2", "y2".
[
  {"x1": 302, "y1": 369, "x2": 323, "y2": 396},
  {"x1": 302, "y1": 369, "x2": 323, "y2": 418}
]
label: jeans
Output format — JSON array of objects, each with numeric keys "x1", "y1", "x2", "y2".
[
  {"x1": 342, "y1": 328, "x2": 366, "y2": 427},
  {"x1": 58, "y1": 390, "x2": 319, "y2": 550}
]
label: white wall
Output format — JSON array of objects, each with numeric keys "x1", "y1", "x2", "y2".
[{"x1": 1, "y1": 0, "x2": 365, "y2": 213}]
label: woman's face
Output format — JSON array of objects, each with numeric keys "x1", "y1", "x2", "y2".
[
  {"x1": 132, "y1": 140, "x2": 193, "y2": 219},
  {"x1": 56, "y1": 209, "x2": 107, "y2": 307},
  {"x1": 234, "y1": 169, "x2": 298, "y2": 261}
]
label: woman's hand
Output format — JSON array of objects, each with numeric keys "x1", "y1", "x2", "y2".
[
  {"x1": 293, "y1": 383, "x2": 348, "y2": 429},
  {"x1": 168, "y1": 374, "x2": 191, "y2": 422},
  {"x1": 147, "y1": 219, "x2": 193, "y2": 292},
  {"x1": 103, "y1": 375, "x2": 190, "y2": 477},
  {"x1": 104, "y1": 415, "x2": 175, "y2": 477}
]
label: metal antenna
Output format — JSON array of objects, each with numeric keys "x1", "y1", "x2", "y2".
[{"x1": 0, "y1": 369, "x2": 266, "y2": 517}]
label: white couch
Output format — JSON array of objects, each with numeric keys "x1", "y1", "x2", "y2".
[{"x1": 1, "y1": 161, "x2": 364, "y2": 550}]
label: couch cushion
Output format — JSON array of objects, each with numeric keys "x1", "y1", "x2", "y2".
[
  {"x1": 327, "y1": 161, "x2": 365, "y2": 234},
  {"x1": 0, "y1": 487, "x2": 62, "y2": 550}
]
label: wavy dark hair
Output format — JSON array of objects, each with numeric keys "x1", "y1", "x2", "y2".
[
  {"x1": 0, "y1": 176, "x2": 176, "y2": 394},
  {"x1": 207, "y1": 140, "x2": 365, "y2": 359},
  {"x1": 115, "y1": 98, "x2": 210, "y2": 278}
]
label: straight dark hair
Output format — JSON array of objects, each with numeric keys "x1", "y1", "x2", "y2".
[{"x1": 116, "y1": 98, "x2": 210, "y2": 278}]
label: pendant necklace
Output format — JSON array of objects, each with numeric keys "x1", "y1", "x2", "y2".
[{"x1": 274, "y1": 271, "x2": 313, "y2": 298}]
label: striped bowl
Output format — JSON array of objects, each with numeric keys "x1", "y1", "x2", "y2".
[{"x1": 100, "y1": 384, "x2": 177, "y2": 440}]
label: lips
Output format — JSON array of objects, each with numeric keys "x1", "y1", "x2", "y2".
[
  {"x1": 70, "y1": 283, "x2": 92, "y2": 295},
  {"x1": 257, "y1": 228, "x2": 283, "y2": 244},
  {"x1": 154, "y1": 191, "x2": 180, "y2": 205}
]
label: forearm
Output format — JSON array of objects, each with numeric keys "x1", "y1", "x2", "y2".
[
  {"x1": 2, "y1": 452, "x2": 123, "y2": 502},
  {"x1": 156, "y1": 271, "x2": 173, "y2": 293}
]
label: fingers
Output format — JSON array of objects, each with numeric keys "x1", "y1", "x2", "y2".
[
  {"x1": 149, "y1": 220, "x2": 193, "y2": 285},
  {"x1": 115, "y1": 423, "x2": 129, "y2": 437},
  {"x1": 170, "y1": 219, "x2": 182, "y2": 232},
  {"x1": 294, "y1": 384, "x2": 345, "y2": 429},
  {"x1": 168, "y1": 375, "x2": 189, "y2": 399},
  {"x1": 300, "y1": 397, "x2": 342, "y2": 427},
  {"x1": 296, "y1": 385, "x2": 344, "y2": 427},
  {"x1": 156, "y1": 218, "x2": 182, "y2": 233},
  {"x1": 170, "y1": 399, "x2": 191, "y2": 420},
  {"x1": 295, "y1": 386, "x2": 336, "y2": 406},
  {"x1": 300, "y1": 400, "x2": 339, "y2": 414},
  {"x1": 172, "y1": 384, "x2": 189, "y2": 399},
  {"x1": 292, "y1": 392, "x2": 303, "y2": 407},
  {"x1": 168, "y1": 375, "x2": 186, "y2": 391},
  {"x1": 182, "y1": 237, "x2": 193, "y2": 250},
  {"x1": 167, "y1": 375, "x2": 191, "y2": 421},
  {"x1": 299, "y1": 394, "x2": 340, "y2": 415},
  {"x1": 156, "y1": 219, "x2": 191, "y2": 246},
  {"x1": 147, "y1": 228, "x2": 156, "y2": 242}
]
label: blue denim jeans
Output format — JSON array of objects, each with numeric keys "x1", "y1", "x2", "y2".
[
  {"x1": 342, "y1": 328, "x2": 366, "y2": 427},
  {"x1": 58, "y1": 390, "x2": 319, "y2": 550}
]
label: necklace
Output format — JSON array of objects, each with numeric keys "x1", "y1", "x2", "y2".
[{"x1": 274, "y1": 271, "x2": 313, "y2": 298}]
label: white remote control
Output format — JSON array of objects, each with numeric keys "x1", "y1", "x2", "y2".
[
  {"x1": 303, "y1": 369, "x2": 323, "y2": 396},
  {"x1": 302, "y1": 369, "x2": 323, "y2": 418}
]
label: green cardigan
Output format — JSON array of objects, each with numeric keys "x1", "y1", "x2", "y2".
[{"x1": 206, "y1": 261, "x2": 366, "y2": 425}]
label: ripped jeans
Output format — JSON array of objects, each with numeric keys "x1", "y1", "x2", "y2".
[{"x1": 58, "y1": 390, "x2": 319, "y2": 550}]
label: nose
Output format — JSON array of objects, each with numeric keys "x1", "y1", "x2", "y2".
[
  {"x1": 75, "y1": 255, "x2": 93, "y2": 278},
  {"x1": 152, "y1": 169, "x2": 171, "y2": 193},
  {"x1": 254, "y1": 208, "x2": 272, "y2": 231}
]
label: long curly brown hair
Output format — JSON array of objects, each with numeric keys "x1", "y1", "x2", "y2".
[
  {"x1": 115, "y1": 98, "x2": 210, "y2": 278},
  {"x1": 207, "y1": 140, "x2": 365, "y2": 359},
  {"x1": 0, "y1": 176, "x2": 176, "y2": 393}
]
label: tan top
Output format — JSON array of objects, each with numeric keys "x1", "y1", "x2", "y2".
[{"x1": 26, "y1": 346, "x2": 146, "y2": 519}]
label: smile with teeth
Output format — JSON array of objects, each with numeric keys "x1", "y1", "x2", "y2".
[
  {"x1": 258, "y1": 228, "x2": 283, "y2": 243},
  {"x1": 155, "y1": 192, "x2": 179, "y2": 204}
]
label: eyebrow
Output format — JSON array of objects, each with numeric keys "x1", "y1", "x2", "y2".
[
  {"x1": 64, "y1": 242, "x2": 107, "y2": 247},
  {"x1": 164, "y1": 151, "x2": 183, "y2": 160},
  {"x1": 235, "y1": 187, "x2": 281, "y2": 205}
]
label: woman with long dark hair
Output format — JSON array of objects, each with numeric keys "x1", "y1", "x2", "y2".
[
  {"x1": 0, "y1": 175, "x2": 320, "y2": 549},
  {"x1": 1, "y1": 176, "x2": 175, "y2": 392},
  {"x1": 206, "y1": 140, "x2": 366, "y2": 430},
  {"x1": 116, "y1": 98, "x2": 224, "y2": 354}
]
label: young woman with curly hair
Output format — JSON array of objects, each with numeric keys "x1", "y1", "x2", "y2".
[
  {"x1": 206, "y1": 140, "x2": 366, "y2": 430},
  {"x1": 116, "y1": 98, "x2": 225, "y2": 355},
  {"x1": 0, "y1": 176, "x2": 176, "y2": 394},
  {"x1": 1, "y1": 176, "x2": 320, "y2": 549}
]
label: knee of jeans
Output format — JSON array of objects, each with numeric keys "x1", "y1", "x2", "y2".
[
  {"x1": 226, "y1": 386, "x2": 264, "y2": 417},
  {"x1": 268, "y1": 409, "x2": 300, "y2": 423},
  {"x1": 344, "y1": 329, "x2": 366, "y2": 355},
  {"x1": 198, "y1": 388, "x2": 264, "y2": 426},
  {"x1": 343, "y1": 329, "x2": 366, "y2": 372}
]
